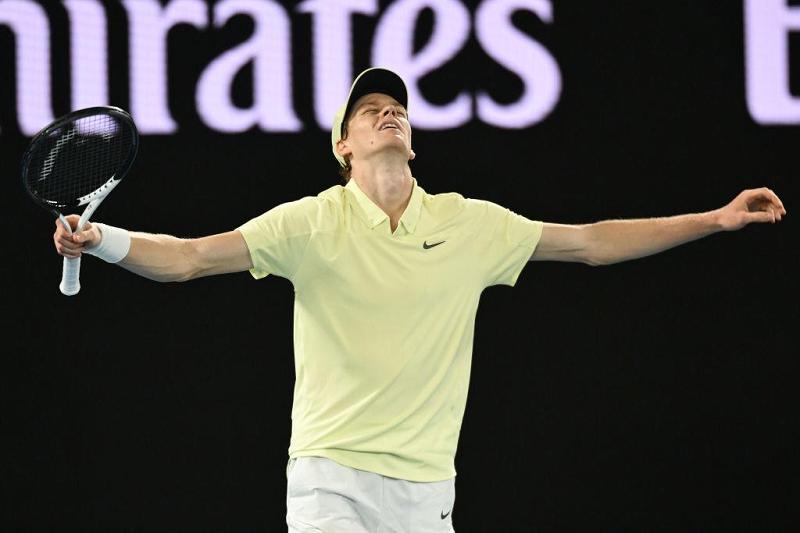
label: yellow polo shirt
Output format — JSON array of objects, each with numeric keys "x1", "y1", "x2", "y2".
[{"x1": 237, "y1": 178, "x2": 542, "y2": 481}]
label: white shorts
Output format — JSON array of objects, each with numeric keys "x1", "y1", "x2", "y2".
[{"x1": 286, "y1": 456, "x2": 456, "y2": 533}]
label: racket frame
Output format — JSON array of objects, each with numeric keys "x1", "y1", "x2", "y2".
[{"x1": 21, "y1": 106, "x2": 139, "y2": 295}]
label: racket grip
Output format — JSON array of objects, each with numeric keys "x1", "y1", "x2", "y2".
[{"x1": 60, "y1": 256, "x2": 81, "y2": 296}]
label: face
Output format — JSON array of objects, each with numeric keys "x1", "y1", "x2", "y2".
[{"x1": 337, "y1": 93, "x2": 415, "y2": 166}]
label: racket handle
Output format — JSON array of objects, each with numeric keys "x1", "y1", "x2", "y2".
[{"x1": 60, "y1": 256, "x2": 81, "y2": 296}]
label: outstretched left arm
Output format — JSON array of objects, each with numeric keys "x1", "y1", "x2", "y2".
[{"x1": 530, "y1": 187, "x2": 787, "y2": 265}]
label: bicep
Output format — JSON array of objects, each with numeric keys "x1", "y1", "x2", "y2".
[
  {"x1": 529, "y1": 222, "x2": 593, "y2": 264},
  {"x1": 190, "y1": 230, "x2": 253, "y2": 278}
]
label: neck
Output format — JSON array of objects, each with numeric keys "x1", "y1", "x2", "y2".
[{"x1": 351, "y1": 159, "x2": 414, "y2": 230}]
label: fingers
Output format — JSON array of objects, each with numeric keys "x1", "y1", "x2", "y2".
[
  {"x1": 55, "y1": 214, "x2": 81, "y2": 233},
  {"x1": 762, "y1": 187, "x2": 786, "y2": 217},
  {"x1": 746, "y1": 210, "x2": 775, "y2": 224},
  {"x1": 54, "y1": 230, "x2": 83, "y2": 258},
  {"x1": 740, "y1": 188, "x2": 786, "y2": 225},
  {"x1": 53, "y1": 216, "x2": 91, "y2": 258},
  {"x1": 760, "y1": 201, "x2": 779, "y2": 222},
  {"x1": 747, "y1": 187, "x2": 786, "y2": 217}
]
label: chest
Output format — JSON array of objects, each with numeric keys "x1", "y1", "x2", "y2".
[{"x1": 296, "y1": 231, "x2": 480, "y2": 307}]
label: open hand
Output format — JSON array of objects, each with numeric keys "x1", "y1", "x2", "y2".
[{"x1": 716, "y1": 187, "x2": 786, "y2": 231}]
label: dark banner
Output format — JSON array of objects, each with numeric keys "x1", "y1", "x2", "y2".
[{"x1": 2, "y1": 1, "x2": 797, "y2": 531}]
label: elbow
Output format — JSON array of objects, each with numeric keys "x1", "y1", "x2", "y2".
[
  {"x1": 171, "y1": 239, "x2": 205, "y2": 282},
  {"x1": 143, "y1": 269, "x2": 196, "y2": 284},
  {"x1": 581, "y1": 234, "x2": 605, "y2": 266},
  {"x1": 584, "y1": 254, "x2": 610, "y2": 267},
  {"x1": 584, "y1": 249, "x2": 621, "y2": 266},
  {"x1": 176, "y1": 237, "x2": 225, "y2": 281},
  {"x1": 581, "y1": 226, "x2": 615, "y2": 266},
  {"x1": 582, "y1": 240, "x2": 614, "y2": 267},
  {"x1": 587, "y1": 249, "x2": 621, "y2": 266}
]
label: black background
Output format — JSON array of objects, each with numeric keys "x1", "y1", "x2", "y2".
[{"x1": 2, "y1": 1, "x2": 797, "y2": 532}]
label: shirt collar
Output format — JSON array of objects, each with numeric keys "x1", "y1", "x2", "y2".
[{"x1": 345, "y1": 177, "x2": 424, "y2": 235}]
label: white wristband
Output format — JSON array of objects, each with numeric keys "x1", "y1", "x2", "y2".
[{"x1": 85, "y1": 223, "x2": 131, "y2": 263}]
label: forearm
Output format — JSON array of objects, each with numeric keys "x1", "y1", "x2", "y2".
[
  {"x1": 116, "y1": 232, "x2": 203, "y2": 282},
  {"x1": 587, "y1": 210, "x2": 723, "y2": 265}
]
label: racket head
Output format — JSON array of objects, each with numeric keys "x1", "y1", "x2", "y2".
[{"x1": 21, "y1": 106, "x2": 139, "y2": 217}]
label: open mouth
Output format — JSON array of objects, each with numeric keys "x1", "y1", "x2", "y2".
[{"x1": 379, "y1": 122, "x2": 400, "y2": 131}]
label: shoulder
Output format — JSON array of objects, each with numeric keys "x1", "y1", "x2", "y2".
[
  {"x1": 462, "y1": 197, "x2": 533, "y2": 222},
  {"x1": 422, "y1": 189, "x2": 468, "y2": 218},
  {"x1": 419, "y1": 189, "x2": 516, "y2": 228},
  {"x1": 457, "y1": 196, "x2": 510, "y2": 221},
  {"x1": 317, "y1": 183, "x2": 346, "y2": 203},
  {"x1": 239, "y1": 185, "x2": 342, "y2": 235},
  {"x1": 279, "y1": 184, "x2": 343, "y2": 219}
]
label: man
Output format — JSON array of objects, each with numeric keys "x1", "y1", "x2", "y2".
[{"x1": 53, "y1": 68, "x2": 786, "y2": 532}]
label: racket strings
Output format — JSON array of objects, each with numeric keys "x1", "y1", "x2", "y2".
[{"x1": 26, "y1": 114, "x2": 134, "y2": 207}]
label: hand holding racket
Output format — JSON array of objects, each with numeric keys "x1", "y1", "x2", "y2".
[{"x1": 22, "y1": 106, "x2": 139, "y2": 295}]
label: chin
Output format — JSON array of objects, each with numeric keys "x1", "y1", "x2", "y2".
[{"x1": 372, "y1": 138, "x2": 410, "y2": 155}]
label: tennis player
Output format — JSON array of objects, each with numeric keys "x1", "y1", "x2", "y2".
[{"x1": 53, "y1": 67, "x2": 786, "y2": 533}]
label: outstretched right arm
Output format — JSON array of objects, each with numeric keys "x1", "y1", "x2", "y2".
[{"x1": 53, "y1": 215, "x2": 253, "y2": 282}]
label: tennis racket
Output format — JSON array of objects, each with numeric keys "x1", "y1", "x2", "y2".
[{"x1": 21, "y1": 106, "x2": 139, "y2": 296}]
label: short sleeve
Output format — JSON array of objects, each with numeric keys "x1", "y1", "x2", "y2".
[
  {"x1": 237, "y1": 196, "x2": 322, "y2": 281},
  {"x1": 468, "y1": 199, "x2": 543, "y2": 288}
]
